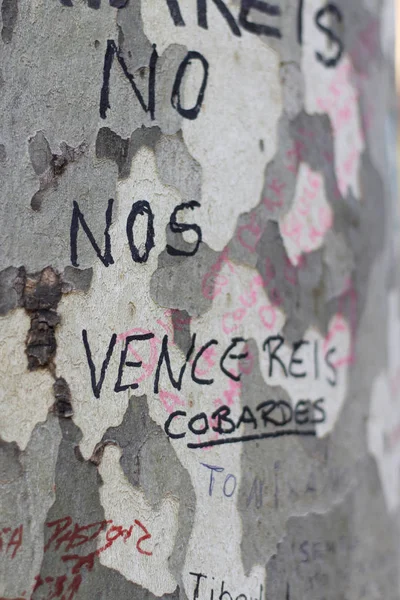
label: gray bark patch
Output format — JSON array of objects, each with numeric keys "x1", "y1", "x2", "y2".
[
  {"x1": 0, "y1": 143, "x2": 6, "y2": 162},
  {"x1": 62, "y1": 266, "x2": 93, "y2": 294},
  {"x1": 1, "y1": 0, "x2": 18, "y2": 43},
  {"x1": 265, "y1": 459, "x2": 398, "y2": 599},
  {"x1": 28, "y1": 133, "x2": 87, "y2": 212},
  {"x1": 0, "y1": 266, "x2": 20, "y2": 315}
]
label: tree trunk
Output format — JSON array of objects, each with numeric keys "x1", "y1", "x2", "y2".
[{"x1": 0, "y1": 0, "x2": 399, "y2": 598}]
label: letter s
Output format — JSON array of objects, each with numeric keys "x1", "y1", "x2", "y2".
[
  {"x1": 314, "y1": 4, "x2": 344, "y2": 68},
  {"x1": 167, "y1": 201, "x2": 202, "y2": 257}
]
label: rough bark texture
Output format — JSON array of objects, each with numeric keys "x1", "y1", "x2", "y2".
[{"x1": 0, "y1": 0, "x2": 399, "y2": 598}]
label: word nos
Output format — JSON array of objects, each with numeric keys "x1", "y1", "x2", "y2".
[
  {"x1": 189, "y1": 572, "x2": 263, "y2": 600},
  {"x1": 165, "y1": 397, "x2": 326, "y2": 449},
  {"x1": 70, "y1": 196, "x2": 202, "y2": 267},
  {"x1": 59, "y1": 0, "x2": 345, "y2": 122},
  {"x1": 5, "y1": 516, "x2": 153, "y2": 600},
  {"x1": 82, "y1": 329, "x2": 338, "y2": 399},
  {"x1": 0, "y1": 524, "x2": 23, "y2": 559}
]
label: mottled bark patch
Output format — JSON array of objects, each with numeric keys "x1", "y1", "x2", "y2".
[
  {"x1": 96, "y1": 127, "x2": 130, "y2": 176},
  {"x1": 28, "y1": 132, "x2": 87, "y2": 212},
  {"x1": 95, "y1": 125, "x2": 161, "y2": 179},
  {"x1": 61, "y1": 266, "x2": 93, "y2": 294}
]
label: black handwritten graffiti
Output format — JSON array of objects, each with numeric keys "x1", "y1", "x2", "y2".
[
  {"x1": 70, "y1": 197, "x2": 202, "y2": 268},
  {"x1": 188, "y1": 572, "x2": 264, "y2": 600},
  {"x1": 164, "y1": 0, "x2": 344, "y2": 66},
  {"x1": 59, "y1": 0, "x2": 344, "y2": 71},
  {"x1": 239, "y1": 0, "x2": 281, "y2": 39},
  {"x1": 80, "y1": 330, "x2": 337, "y2": 401},
  {"x1": 99, "y1": 41, "x2": 209, "y2": 121},
  {"x1": 126, "y1": 201, "x2": 155, "y2": 264},
  {"x1": 196, "y1": 0, "x2": 242, "y2": 36},
  {"x1": 59, "y1": 0, "x2": 128, "y2": 7},
  {"x1": 314, "y1": 4, "x2": 344, "y2": 68},
  {"x1": 100, "y1": 41, "x2": 157, "y2": 121},
  {"x1": 171, "y1": 53, "x2": 209, "y2": 121},
  {"x1": 165, "y1": 399, "x2": 325, "y2": 448},
  {"x1": 70, "y1": 199, "x2": 114, "y2": 268},
  {"x1": 167, "y1": 202, "x2": 203, "y2": 256}
]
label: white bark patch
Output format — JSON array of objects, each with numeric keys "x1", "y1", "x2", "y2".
[
  {"x1": 0, "y1": 309, "x2": 54, "y2": 450},
  {"x1": 302, "y1": 0, "x2": 364, "y2": 200},
  {"x1": 279, "y1": 163, "x2": 333, "y2": 266},
  {"x1": 141, "y1": 0, "x2": 282, "y2": 251},
  {"x1": 98, "y1": 446, "x2": 179, "y2": 595}
]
